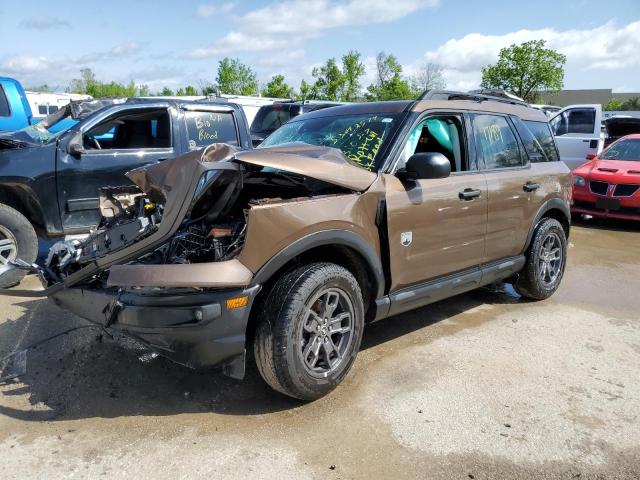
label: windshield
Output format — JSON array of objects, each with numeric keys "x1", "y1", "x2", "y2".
[
  {"x1": 601, "y1": 138, "x2": 640, "y2": 161},
  {"x1": 19, "y1": 111, "x2": 78, "y2": 143},
  {"x1": 259, "y1": 113, "x2": 399, "y2": 171}
]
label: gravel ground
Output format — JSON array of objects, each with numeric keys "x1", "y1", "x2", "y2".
[{"x1": 0, "y1": 218, "x2": 638, "y2": 479}]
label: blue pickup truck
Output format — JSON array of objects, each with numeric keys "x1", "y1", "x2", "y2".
[{"x1": 0, "y1": 77, "x2": 36, "y2": 132}]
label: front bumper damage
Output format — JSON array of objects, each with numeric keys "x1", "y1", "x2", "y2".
[
  {"x1": 0, "y1": 142, "x2": 375, "y2": 379},
  {"x1": 51, "y1": 284, "x2": 260, "y2": 379}
]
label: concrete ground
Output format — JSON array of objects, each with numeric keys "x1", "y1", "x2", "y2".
[{"x1": 0, "y1": 218, "x2": 639, "y2": 479}]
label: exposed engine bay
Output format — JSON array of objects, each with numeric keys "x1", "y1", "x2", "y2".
[{"x1": 44, "y1": 162, "x2": 350, "y2": 285}]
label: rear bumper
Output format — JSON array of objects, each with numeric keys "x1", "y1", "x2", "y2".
[{"x1": 50, "y1": 284, "x2": 260, "y2": 376}]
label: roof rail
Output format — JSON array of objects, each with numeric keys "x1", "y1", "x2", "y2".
[{"x1": 418, "y1": 89, "x2": 529, "y2": 107}]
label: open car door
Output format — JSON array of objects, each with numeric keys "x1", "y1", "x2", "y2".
[{"x1": 550, "y1": 104, "x2": 602, "y2": 170}]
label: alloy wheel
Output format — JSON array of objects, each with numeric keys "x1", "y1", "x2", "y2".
[
  {"x1": 537, "y1": 232, "x2": 563, "y2": 288},
  {"x1": 0, "y1": 225, "x2": 18, "y2": 272},
  {"x1": 299, "y1": 287, "x2": 355, "y2": 378}
]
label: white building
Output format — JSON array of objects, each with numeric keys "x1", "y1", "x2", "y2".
[{"x1": 26, "y1": 91, "x2": 93, "y2": 118}]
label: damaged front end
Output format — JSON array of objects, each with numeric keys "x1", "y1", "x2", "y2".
[{"x1": 1, "y1": 142, "x2": 376, "y2": 378}]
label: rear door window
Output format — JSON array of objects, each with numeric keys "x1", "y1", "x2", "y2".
[
  {"x1": 522, "y1": 120, "x2": 560, "y2": 162},
  {"x1": 472, "y1": 114, "x2": 524, "y2": 169},
  {"x1": 0, "y1": 86, "x2": 10, "y2": 117},
  {"x1": 184, "y1": 110, "x2": 238, "y2": 149}
]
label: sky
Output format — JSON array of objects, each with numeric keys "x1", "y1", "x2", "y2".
[{"x1": 1, "y1": 0, "x2": 640, "y2": 94}]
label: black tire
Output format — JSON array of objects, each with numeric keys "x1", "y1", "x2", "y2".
[
  {"x1": 254, "y1": 262, "x2": 365, "y2": 401},
  {"x1": 0, "y1": 204, "x2": 38, "y2": 288},
  {"x1": 515, "y1": 218, "x2": 567, "y2": 300}
]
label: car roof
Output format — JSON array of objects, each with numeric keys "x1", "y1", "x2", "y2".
[
  {"x1": 292, "y1": 98, "x2": 548, "y2": 123},
  {"x1": 292, "y1": 100, "x2": 414, "y2": 119}
]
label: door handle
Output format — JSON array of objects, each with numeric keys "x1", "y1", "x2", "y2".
[
  {"x1": 459, "y1": 188, "x2": 481, "y2": 200},
  {"x1": 523, "y1": 182, "x2": 540, "y2": 192}
]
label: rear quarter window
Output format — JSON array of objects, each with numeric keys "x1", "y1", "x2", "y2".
[
  {"x1": 185, "y1": 110, "x2": 238, "y2": 149},
  {"x1": 522, "y1": 120, "x2": 560, "y2": 162},
  {"x1": 0, "y1": 86, "x2": 10, "y2": 117}
]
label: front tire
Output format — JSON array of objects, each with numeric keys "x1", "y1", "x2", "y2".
[
  {"x1": 254, "y1": 262, "x2": 365, "y2": 401},
  {"x1": 515, "y1": 218, "x2": 567, "y2": 300},
  {"x1": 0, "y1": 204, "x2": 38, "y2": 288}
]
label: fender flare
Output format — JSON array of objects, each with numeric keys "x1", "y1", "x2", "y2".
[
  {"x1": 522, "y1": 198, "x2": 570, "y2": 253},
  {"x1": 250, "y1": 229, "x2": 386, "y2": 299}
]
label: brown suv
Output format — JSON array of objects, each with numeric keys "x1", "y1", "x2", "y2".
[{"x1": 2, "y1": 91, "x2": 571, "y2": 400}]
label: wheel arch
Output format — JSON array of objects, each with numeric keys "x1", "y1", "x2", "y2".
[
  {"x1": 246, "y1": 230, "x2": 385, "y2": 342},
  {"x1": 0, "y1": 184, "x2": 47, "y2": 236},
  {"x1": 523, "y1": 198, "x2": 570, "y2": 253}
]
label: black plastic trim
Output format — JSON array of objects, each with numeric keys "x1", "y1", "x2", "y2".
[
  {"x1": 251, "y1": 229, "x2": 385, "y2": 299},
  {"x1": 380, "y1": 255, "x2": 525, "y2": 319},
  {"x1": 523, "y1": 198, "x2": 571, "y2": 253}
]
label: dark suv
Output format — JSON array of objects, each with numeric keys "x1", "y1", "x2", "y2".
[
  {"x1": 250, "y1": 100, "x2": 343, "y2": 146},
  {"x1": 2, "y1": 91, "x2": 570, "y2": 401}
]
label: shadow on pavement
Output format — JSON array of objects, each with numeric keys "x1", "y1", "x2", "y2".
[
  {"x1": 572, "y1": 215, "x2": 640, "y2": 233},
  {"x1": 0, "y1": 283, "x2": 525, "y2": 421}
]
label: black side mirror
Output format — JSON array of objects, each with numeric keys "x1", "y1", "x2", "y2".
[
  {"x1": 398, "y1": 152, "x2": 451, "y2": 181},
  {"x1": 67, "y1": 142, "x2": 85, "y2": 157}
]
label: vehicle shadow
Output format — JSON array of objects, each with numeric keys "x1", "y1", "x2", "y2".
[
  {"x1": 0, "y1": 284, "x2": 525, "y2": 421},
  {"x1": 572, "y1": 215, "x2": 640, "y2": 233}
]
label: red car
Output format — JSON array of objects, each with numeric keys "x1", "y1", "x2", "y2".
[{"x1": 572, "y1": 134, "x2": 640, "y2": 221}]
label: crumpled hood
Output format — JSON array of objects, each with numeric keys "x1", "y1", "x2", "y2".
[
  {"x1": 126, "y1": 143, "x2": 237, "y2": 203},
  {"x1": 234, "y1": 143, "x2": 377, "y2": 191},
  {"x1": 126, "y1": 143, "x2": 376, "y2": 200}
]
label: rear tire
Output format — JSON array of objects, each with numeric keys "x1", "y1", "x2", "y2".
[
  {"x1": 254, "y1": 262, "x2": 365, "y2": 401},
  {"x1": 515, "y1": 217, "x2": 567, "y2": 300},
  {"x1": 0, "y1": 204, "x2": 38, "y2": 288}
]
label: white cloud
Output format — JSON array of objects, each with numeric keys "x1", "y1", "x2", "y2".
[
  {"x1": 196, "y1": 2, "x2": 236, "y2": 17},
  {"x1": 77, "y1": 42, "x2": 143, "y2": 63},
  {"x1": 258, "y1": 49, "x2": 306, "y2": 69},
  {"x1": 110, "y1": 42, "x2": 142, "y2": 57},
  {"x1": 420, "y1": 20, "x2": 640, "y2": 91},
  {"x1": 190, "y1": 0, "x2": 440, "y2": 57},
  {"x1": 20, "y1": 15, "x2": 69, "y2": 30},
  {"x1": 2, "y1": 55, "x2": 65, "y2": 74}
]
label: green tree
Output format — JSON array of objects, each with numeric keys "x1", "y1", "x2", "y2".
[
  {"x1": 480, "y1": 40, "x2": 566, "y2": 102},
  {"x1": 138, "y1": 84, "x2": 150, "y2": 96},
  {"x1": 604, "y1": 98, "x2": 624, "y2": 111},
  {"x1": 312, "y1": 57, "x2": 344, "y2": 100},
  {"x1": 160, "y1": 86, "x2": 174, "y2": 96},
  {"x1": 215, "y1": 57, "x2": 259, "y2": 95},
  {"x1": 622, "y1": 97, "x2": 640, "y2": 111},
  {"x1": 310, "y1": 51, "x2": 366, "y2": 101},
  {"x1": 68, "y1": 69, "x2": 147, "y2": 98},
  {"x1": 366, "y1": 52, "x2": 414, "y2": 101},
  {"x1": 70, "y1": 68, "x2": 97, "y2": 94},
  {"x1": 185, "y1": 85, "x2": 198, "y2": 96},
  {"x1": 175, "y1": 88, "x2": 186, "y2": 96},
  {"x1": 340, "y1": 50, "x2": 365, "y2": 101},
  {"x1": 299, "y1": 79, "x2": 313, "y2": 100},
  {"x1": 261, "y1": 74, "x2": 294, "y2": 98},
  {"x1": 27, "y1": 84, "x2": 51, "y2": 92}
]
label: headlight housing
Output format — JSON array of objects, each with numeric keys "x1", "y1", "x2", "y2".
[{"x1": 573, "y1": 175, "x2": 586, "y2": 187}]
